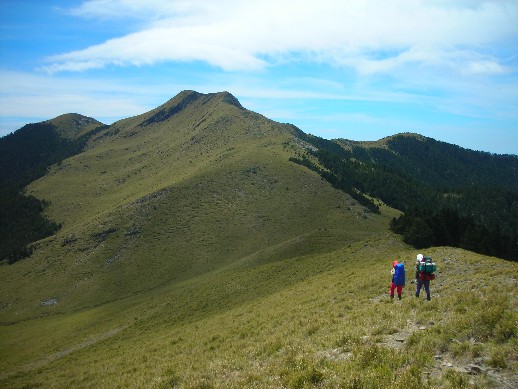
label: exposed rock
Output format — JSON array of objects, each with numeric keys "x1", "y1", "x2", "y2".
[
  {"x1": 467, "y1": 364, "x2": 484, "y2": 375},
  {"x1": 41, "y1": 298, "x2": 58, "y2": 306}
]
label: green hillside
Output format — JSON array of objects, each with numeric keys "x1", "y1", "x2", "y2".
[
  {"x1": 0, "y1": 90, "x2": 390, "y2": 319},
  {"x1": 1, "y1": 239, "x2": 516, "y2": 388},
  {"x1": 0, "y1": 91, "x2": 516, "y2": 388},
  {"x1": 291, "y1": 132, "x2": 518, "y2": 259}
]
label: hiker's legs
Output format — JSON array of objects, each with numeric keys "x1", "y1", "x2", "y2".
[
  {"x1": 424, "y1": 280, "x2": 431, "y2": 300},
  {"x1": 415, "y1": 278, "x2": 423, "y2": 297},
  {"x1": 390, "y1": 282, "x2": 396, "y2": 298},
  {"x1": 396, "y1": 285, "x2": 403, "y2": 299}
]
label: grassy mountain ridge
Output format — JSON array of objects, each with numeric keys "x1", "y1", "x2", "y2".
[
  {"x1": 1, "y1": 90, "x2": 389, "y2": 321},
  {"x1": 1, "y1": 91, "x2": 516, "y2": 387}
]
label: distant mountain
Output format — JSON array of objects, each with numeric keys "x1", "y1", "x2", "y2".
[
  {"x1": 0, "y1": 114, "x2": 106, "y2": 262},
  {"x1": 0, "y1": 113, "x2": 105, "y2": 188},
  {"x1": 342, "y1": 132, "x2": 518, "y2": 190},
  {"x1": 291, "y1": 131, "x2": 518, "y2": 259}
]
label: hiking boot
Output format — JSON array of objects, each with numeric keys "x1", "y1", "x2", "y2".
[{"x1": 398, "y1": 294, "x2": 402, "y2": 300}]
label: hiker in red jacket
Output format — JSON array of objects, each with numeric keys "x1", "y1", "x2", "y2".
[{"x1": 390, "y1": 260, "x2": 405, "y2": 300}]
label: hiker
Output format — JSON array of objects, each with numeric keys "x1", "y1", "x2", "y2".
[
  {"x1": 415, "y1": 254, "x2": 435, "y2": 301},
  {"x1": 390, "y1": 260, "x2": 405, "y2": 300}
]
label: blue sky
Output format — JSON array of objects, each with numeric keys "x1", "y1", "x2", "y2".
[{"x1": 1, "y1": 1, "x2": 517, "y2": 154}]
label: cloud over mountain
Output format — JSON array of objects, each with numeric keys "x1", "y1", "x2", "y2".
[{"x1": 45, "y1": 0, "x2": 518, "y2": 75}]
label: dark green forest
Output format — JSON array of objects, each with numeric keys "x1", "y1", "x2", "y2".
[
  {"x1": 291, "y1": 132, "x2": 518, "y2": 261},
  {"x1": 0, "y1": 121, "x2": 106, "y2": 263}
]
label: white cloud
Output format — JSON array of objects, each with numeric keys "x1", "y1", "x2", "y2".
[
  {"x1": 463, "y1": 60, "x2": 507, "y2": 75},
  {"x1": 44, "y1": 0, "x2": 518, "y2": 75}
]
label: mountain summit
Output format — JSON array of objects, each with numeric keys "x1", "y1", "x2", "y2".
[{"x1": 139, "y1": 91, "x2": 243, "y2": 127}]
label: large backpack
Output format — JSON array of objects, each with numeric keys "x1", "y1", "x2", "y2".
[
  {"x1": 393, "y1": 263, "x2": 406, "y2": 286},
  {"x1": 418, "y1": 256, "x2": 437, "y2": 274}
]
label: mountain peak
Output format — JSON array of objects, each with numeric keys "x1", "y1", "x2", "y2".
[
  {"x1": 140, "y1": 90, "x2": 244, "y2": 127},
  {"x1": 172, "y1": 90, "x2": 243, "y2": 109},
  {"x1": 212, "y1": 91, "x2": 243, "y2": 109},
  {"x1": 46, "y1": 113, "x2": 103, "y2": 139}
]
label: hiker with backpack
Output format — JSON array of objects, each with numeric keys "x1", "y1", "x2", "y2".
[
  {"x1": 415, "y1": 253, "x2": 436, "y2": 301},
  {"x1": 390, "y1": 260, "x2": 405, "y2": 300}
]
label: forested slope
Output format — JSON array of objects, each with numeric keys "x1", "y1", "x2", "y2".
[
  {"x1": 0, "y1": 115, "x2": 106, "y2": 262},
  {"x1": 291, "y1": 132, "x2": 518, "y2": 260}
]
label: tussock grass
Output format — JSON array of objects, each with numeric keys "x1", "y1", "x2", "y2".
[{"x1": 1, "y1": 240, "x2": 516, "y2": 388}]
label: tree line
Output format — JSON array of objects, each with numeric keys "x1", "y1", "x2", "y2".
[
  {"x1": 291, "y1": 132, "x2": 518, "y2": 261},
  {"x1": 390, "y1": 208, "x2": 518, "y2": 260}
]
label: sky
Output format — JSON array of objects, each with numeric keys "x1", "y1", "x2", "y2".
[{"x1": 1, "y1": 0, "x2": 517, "y2": 155}]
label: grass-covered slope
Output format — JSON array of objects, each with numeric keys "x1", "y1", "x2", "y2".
[
  {"x1": 0, "y1": 91, "x2": 389, "y2": 321},
  {"x1": 1, "y1": 236, "x2": 516, "y2": 388}
]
